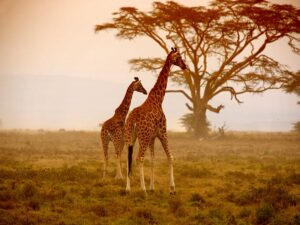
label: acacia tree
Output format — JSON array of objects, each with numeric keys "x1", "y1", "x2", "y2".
[
  {"x1": 285, "y1": 71, "x2": 300, "y2": 98},
  {"x1": 95, "y1": 0, "x2": 300, "y2": 137},
  {"x1": 285, "y1": 71, "x2": 300, "y2": 133}
]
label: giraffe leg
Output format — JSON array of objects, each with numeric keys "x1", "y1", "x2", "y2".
[
  {"x1": 126, "y1": 144, "x2": 133, "y2": 192},
  {"x1": 112, "y1": 128, "x2": 124, "y2": 179},
  {"x1": 137, "y1": 138, "x2": 150, "y2": 193},
  {"x1": 126, "y1": 128, "x2": 137, "y2": 192},
  {"x1": 138, "y1": 157, "x2": 146, "y2": 192},
  {"x1": 101, "y1": 131, "x2": 110, "y2": 179},
  {"x1": 158, "y1": 129, "x2": 175, "y2": 194},
  {"x1": 149, "y1": 139, "x2": 155, "y2": 192}
]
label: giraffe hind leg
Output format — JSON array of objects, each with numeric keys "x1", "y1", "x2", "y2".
[
  {"x1": 149, "y1": 139, "x2": 155, "y2": 192},
  {"x1": 101, "y1": 131, "x2": 110, "y2": 179},
  {"x1": 136, "y1": 136, "x2": 151, "y2": 193},
  {"x1": 111, "y1": 128, "x2": 124, "y2": 179},
  {"x1": 126, "y1": 125, "x2": 137, "y2": 192}
]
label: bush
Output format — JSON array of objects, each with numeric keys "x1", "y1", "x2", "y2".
[
  {"x1": 168, "y1": 196, "x2": 187, "y2": 217},
  {"x1": 20, "y1": 181, "x2": 38, "y2": 199},
  {"x1": 190, "y1": 193, "x2": 206, "y2": 208},
  {"x1": 0, "y1": 190, "x2": 12, "y2": 201},
  {"x1": 293, "y1": 121, "x2": 300, "y2": 134},
  {"x1": 168, "y1": 196, "x2": 183, "y2": 214},
  {"x1": 190, "y1": 193, "x2": 206, "y2": 203},
  {"x1": 239, "y1": 208, "x2": 251, "y2": 218},
  {"x1": 288, "y1": 173, "x2": 300, "y2": 185},
  {"x1": 234, "y1": 182, "x2": 297, "y2": 209},
  {"x1": 208, "y1": 208, "x2": 224, "y2": 221},
  {"x1": 256, "y1": 202, "x2": 274, "y2": 225},
  {"x1": 294, "y1": 213, "x2": 300, "y2": 225},
  {"x1": 135, "y1": 208, "x2": 157, "y2": 225},
  {"x1": 193, "y1": 212, "x2": 206, "y2": 224},
  {"x1": 226, "y1": 212, "x2": 237, "y2": 225},
  {"x1": 27, "y1": 197, "x2": 40, "y2": 210},
  {"x1": 91, "y1": 204, "x2": 107, "y2": 217}
]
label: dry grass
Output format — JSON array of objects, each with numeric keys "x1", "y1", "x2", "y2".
[{"x1": 0, "y1": 130, "x2": 299, "y2": 225}]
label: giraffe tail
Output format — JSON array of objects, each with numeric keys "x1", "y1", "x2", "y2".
[{"x1": 128, "y1": 145, "x2": 133, "y2": 176}]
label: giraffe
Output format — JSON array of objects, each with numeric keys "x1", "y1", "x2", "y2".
[
  {"x1": 100, "y1": 77, "x2": 147, "y2": 179},
  {"x1": 124, "y1": 47, "x2": 187, "y2": 194}
]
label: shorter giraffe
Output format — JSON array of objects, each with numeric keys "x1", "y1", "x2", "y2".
[{"x1": 100, "y1": 77, "x2": 147, "y2": 179}]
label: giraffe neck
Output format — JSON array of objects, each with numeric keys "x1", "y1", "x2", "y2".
[
  {"x1": 114, "y1": 84, "x2": 134, "y2": 119},
  {"x1": 147, "y1": 58, "x2": 172, "y2": 105}
]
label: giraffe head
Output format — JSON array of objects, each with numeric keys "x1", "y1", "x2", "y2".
[
  {"x1": 132, "y1": 77, "x2": 147, "y2": 95},
  {"x1": 168, "y1": 47, "x2": 187, "y2": 70}
]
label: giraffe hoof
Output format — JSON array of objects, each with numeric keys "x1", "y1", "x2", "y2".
[
  {"x1": 170, "y1": 190, "x2": 176, "y2": 195},
  {"x1": 169, "y1": 186, "x2": 176, "y2": 195},
  {"x1": 115, "y1": 172, "x2": 124, "y2": 179},
  {"x1": 149, "y1": 189, "x2": 155, "y2": 194}
]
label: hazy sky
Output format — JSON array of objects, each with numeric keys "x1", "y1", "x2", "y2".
[{"x1": 0, "y1": 0, "x2": 299, "y2": 131}]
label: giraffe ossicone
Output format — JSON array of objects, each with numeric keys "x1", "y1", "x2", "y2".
[
  {"x1": 124, "y1": 47, "x2": 187, "y2": 194},
  {"x1": 100, "y1": 77, "x2": 147, "y2": 179}
]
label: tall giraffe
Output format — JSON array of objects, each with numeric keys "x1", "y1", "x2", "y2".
[
  {"x1": 101, "y1": 77, "x2": 147, "y2": 179},
  {"x1": 124, "y1": 48, "x2": 186, "y2": 194}
]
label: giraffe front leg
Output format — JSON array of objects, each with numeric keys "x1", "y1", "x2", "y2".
[
  {"x1": 149, "y1": 140, "x2": 155, "y2": 192},
  {"x1": 158, "y1": 131, "x2": 176, "y2": 194},
  {"x1": 137, "y1": 157, "x2": 146, "y2": 193},
  {"x1": 101, "y1": 132, "x2": 109, "y2": 179},
  {"x1": 169, "y1": 158, "x2": 176, "y2": 195},
  {"x1": 112, "y1": 131, "x2": 124, "y2": 180},
  {"x1": 126, "y1": 145, "x2": 133, "y2": 193},
  {"x1": 115, "y1": 154, "x2": 124, "y2": 179}
]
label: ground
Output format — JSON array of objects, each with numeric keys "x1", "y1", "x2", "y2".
[{"x1": 0, "y1": 130, "x2": 299, "y2": 225}]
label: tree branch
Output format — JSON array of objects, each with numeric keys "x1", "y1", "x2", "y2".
[
  {"x1": 206, "y1": 104, "x2": 225, "y2": 113},
  {"x1": 166, "y1": 89, "x2": 193, "y2": 102}
]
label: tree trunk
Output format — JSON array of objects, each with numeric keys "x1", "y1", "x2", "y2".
[{"x1": 193, "y1": 106, "x2": 209, "y2": 138}]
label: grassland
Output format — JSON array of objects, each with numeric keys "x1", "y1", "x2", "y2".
[{"x1": 0, "y1": 130, "x2": 299, "y2": 225}]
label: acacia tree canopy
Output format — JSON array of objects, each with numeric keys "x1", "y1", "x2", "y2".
[{"x1": 95, "y1": 0, "x2": 300, "y2": 137}]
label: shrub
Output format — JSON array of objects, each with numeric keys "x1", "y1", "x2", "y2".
[
  {"x1": 135, "y1": 208, "x2": 157, "y2": 225},
  {"x1": 255, "y1": 202, "x2": 274, "y2": 225},
  {"x1": 208, "y1": 208, "x2": 224, "y2": 221},
  {"x1": 294, "y1": 213, "x2": 300, "y2": 225},
  {"x1": 265, "y1": 185, "x2": 297, "y2": 210},
  {"x1": 168, "y1": 196, "x2": 187, "y2": 217},
  {"x1": 20, "y1": 181, "x2": 38, "y2": 199},
  {"x1": 190, "y1": 193, "x2": 206, "y2": 203},
  {"x1": 91, "y1": 204, "x2": 107, "y2": 217},
  {"x1": 288, "y1": 173, "x2": 300, "y2": 185},
  {"x1": 168, "y1": 196, "x2": 183, "y2": 214},
  {"x1": 0, "y1": 190, "x2": 12, "y2": 201},
  {"x1": 27, "y1": 197, "x2": 40, "y2": 210},
  {"x1": 234, "y1": 183, "x2": 297, "y2": 209},
  {"x1": 239, "y1": 208, "x2": 251, "y2": 218},
  {"x1": 226, "y1": 212, "x2": 237, "y2": 225},
  {"x1": 293, "y1": 121, "x2": 300, "y2": 134},
  {"x1": 272, "y1": 214, "x2": 291, "y2": 225},
  {"x1": 190, "y1": 193, "x2": 206, "y2": 208},
  {"x1": 193, "y1": 212, "x2": 206, "y2": 224}
]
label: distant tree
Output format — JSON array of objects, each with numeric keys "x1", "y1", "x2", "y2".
[
  {"x1": 284, "y1": 70, "x2": 300, "y2": 103},
  {"x1": 284, "y1": 71, "x2": 300, "y2": 133},
  {"x1": 95, "y1": 0, "x2": 300, "y2": 138},
  {"x1": 180, "y1": 113, "x2": 211, "y2": 134}
]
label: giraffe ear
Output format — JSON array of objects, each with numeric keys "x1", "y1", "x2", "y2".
[
  {"x1": 174, "y1": 47, "x2": 177, "y2": 52},
  {"x1": 134, "y1": 77, "x2": 139, "y2": 81},
  {"x1": 171, "y1": 47, "x2": 175, "y2": 52}
]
